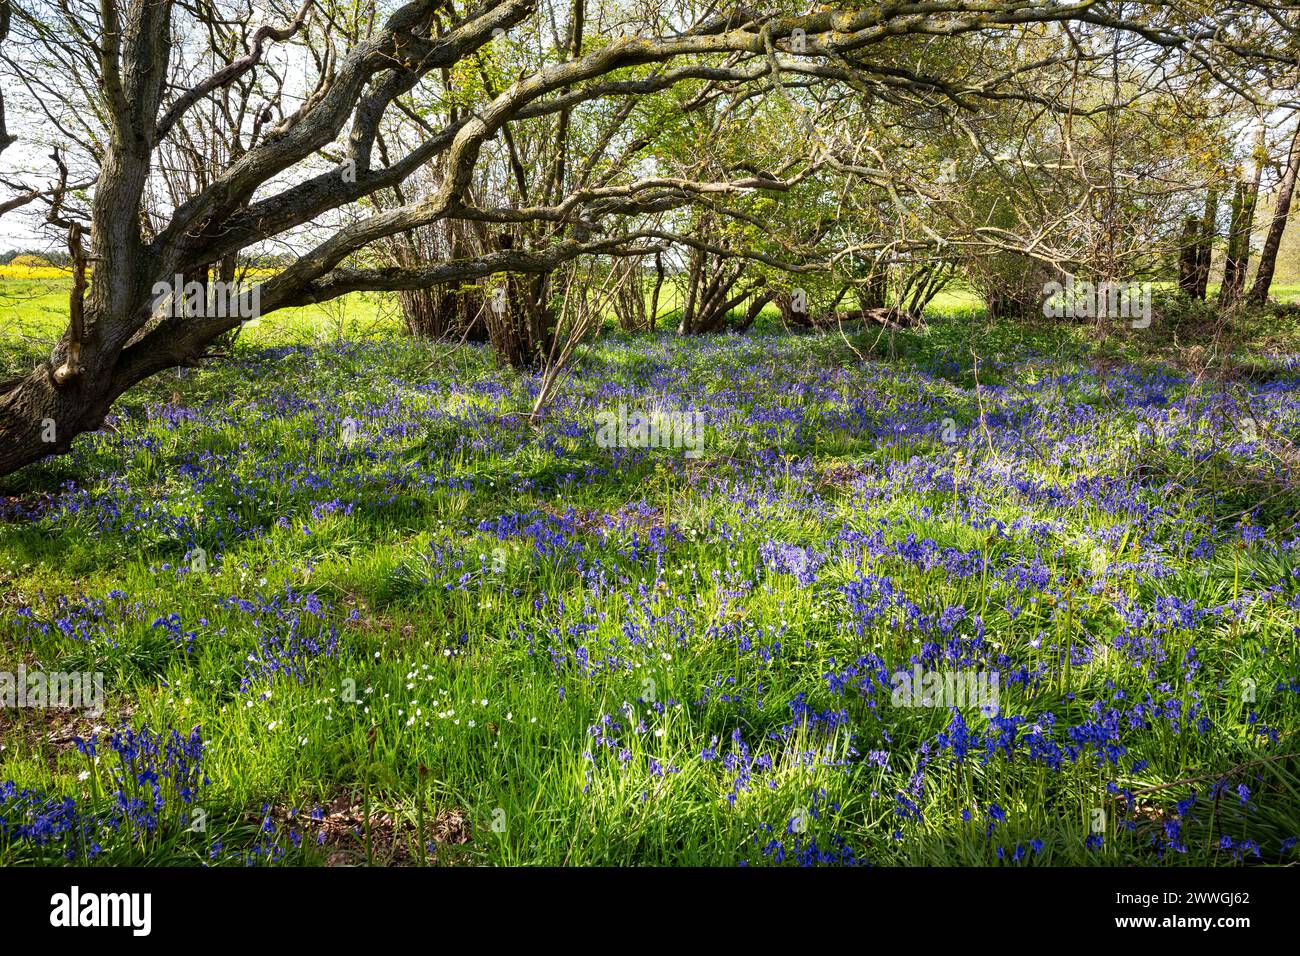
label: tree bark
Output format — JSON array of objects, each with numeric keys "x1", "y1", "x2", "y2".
[
  {"x1": 1219, "y1": 129, "x2": 1264, "y2": 310},
  {"x1": 1248, "y1": 121, "x2": 1300, "y2": 308},
  {"x1": 1192, "y1": 188, "x2": 1217, "y2": 300},
  {"x1": 1178, "y1": 216, "x2": 1201, "y2": 295}
]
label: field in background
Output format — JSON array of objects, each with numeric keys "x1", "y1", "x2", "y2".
[
  {"x1": 6, "y1": 271, "x2": 1299, "y2": 370},
  {"x1": 0, "y1": 276, "x2": 394, "y2": 377}
]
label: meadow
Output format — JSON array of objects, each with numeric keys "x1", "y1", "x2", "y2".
[{"x1": 1, "y1": 288, "x2": 1299, "y2": 866}]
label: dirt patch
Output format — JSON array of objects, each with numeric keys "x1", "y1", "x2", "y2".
[
  {"x1": 0, "y1": 703, "x2": 117, "y2": 771},
  {"x1": 818, "y1": 464, "x2": 869, "y2": 490},
  {"x1": 0, "y1": 493, "x2": 59, "y2": 523},
  {"x1": 273, "y1": 792, "x2": 471, "y2": 866}
]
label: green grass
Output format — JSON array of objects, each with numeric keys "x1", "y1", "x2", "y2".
[
  {"x1": 0, "y1": 279, "x2": 394, "y2": 379},
  {"x1": 1, "y1": 282, "x2": 1298, "y2": 867}
]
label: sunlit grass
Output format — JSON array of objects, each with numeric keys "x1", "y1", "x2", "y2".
[{"x1": 1, "y1": 288, "x2": 1297, "y2": 867}]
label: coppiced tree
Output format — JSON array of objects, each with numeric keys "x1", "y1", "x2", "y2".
[{"x1": 0, "y1": 1, "x2": 1295, "y2": 477}]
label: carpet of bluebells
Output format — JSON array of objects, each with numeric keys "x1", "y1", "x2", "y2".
[{"x1": 2, "y1": 320, "x2": 1299, "y2": 866}]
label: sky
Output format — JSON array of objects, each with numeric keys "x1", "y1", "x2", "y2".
[{"x1": 0, "y1": 139, "x2": 61, "y2": 251}]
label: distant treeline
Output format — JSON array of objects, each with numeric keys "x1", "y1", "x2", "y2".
[
  {"x1": 0, "y1": 249, "x2": 73, "y2": 267},
  {"x1": 0, "y1": 250, "x2": 298, "y2": 269}
]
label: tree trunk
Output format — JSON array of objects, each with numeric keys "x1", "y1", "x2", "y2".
[
  {"x1": 1219, "y1": 131, "x2": 1264, "y2": 310},
  {"x1": 1248, "y1": 122, "x2": 1300, "y2": 308},
  {"x1": 1192, "y1": 188, "x2": 1217, "y2": 300},
  {"x1": 857, "y1": 270, "x2": 888, "y2": 311},
  {"x1": 400, "y1": 288, "x2": 441, "y2": 337},
  {"x1": 0, "y1": 370, "x2": 107, "y2": 476},
  {"x1": 480, "y1": 235, "x2": 556, "y2": 368},
  {"x1": 677, "y1": 247, "x2": 704, "y2": 335},
  {"x1": 612, "y1": 258, "x2": 649, "y2": 331},
  {"x1": 1178, "y1": 215, "x2": 1201, "y2": 295},
  {"x1": 733, "y1": 289, "x2": 774, "y2": 331},
  {"x1": 400, "y1": 285, "x2": 487, "y2": 340},
  {"x1": 0, "y1": 0, "x2": 174, "y2": 479},
  {"x1": 648, "y1": 253, "x2": 665, "y2": 332}
]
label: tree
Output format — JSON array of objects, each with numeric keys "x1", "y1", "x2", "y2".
[
  {"x1": 1249, "y1": 117, "x2": 1300, "y2": 307},
  {"x1": 1192, "y1": 188, "x2": 1219, "y2": 301},
  {"x1": 1219, "y1": 125, "x2": 1266, "y2": 310},
  {"x1": 0, "y1": 1, "x2": 1294, "y2": 477}
]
